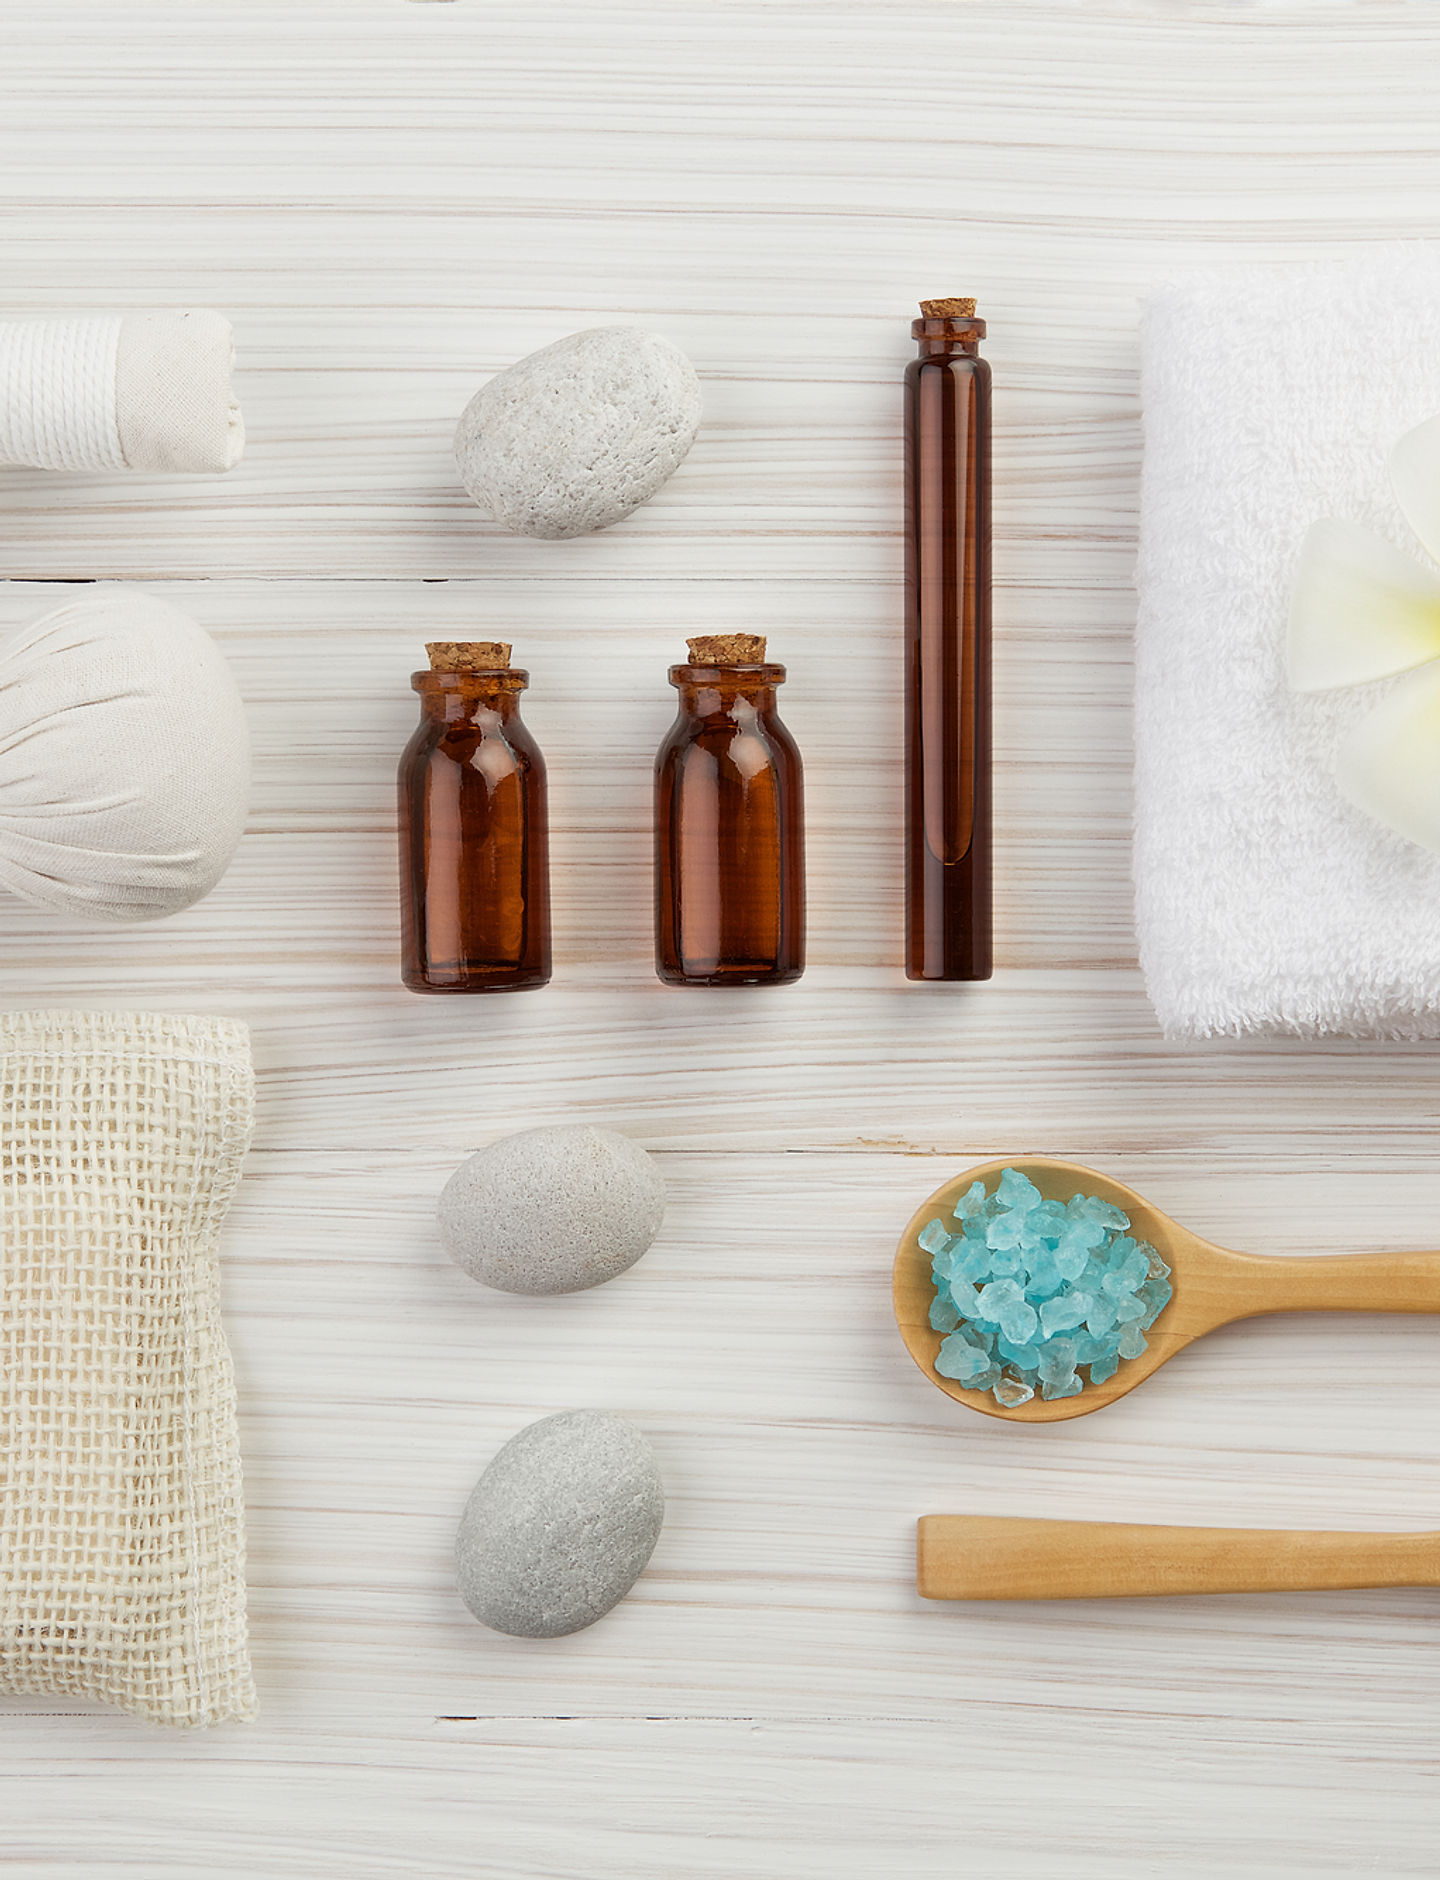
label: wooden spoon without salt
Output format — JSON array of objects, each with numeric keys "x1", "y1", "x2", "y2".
[
  {"x1": 916, "y1": 1514, "x2": 1440, "y2": 1599},
  {"x1": 893, "y1": 1155, "x2": 1440, "y2": 1424}
]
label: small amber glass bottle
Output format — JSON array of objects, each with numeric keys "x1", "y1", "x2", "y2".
[
  {"x1": 398, "y1": 640, "x2": 551, "y2": 994},
  {"x1": 654, "y1": 634, "x2": 805, "y2": 988},
  {"x1": 904, "y1": 295, "x2": 993, "y2": 982}
]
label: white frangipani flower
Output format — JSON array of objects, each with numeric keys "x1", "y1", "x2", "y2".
[{"x1": 1289, "y1": 415, "x2": 1440, "y2": 853}]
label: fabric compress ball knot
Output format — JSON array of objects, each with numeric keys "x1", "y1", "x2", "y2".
[{"x1": 0, "y1": 590, "x2": 250, "y2": 922}]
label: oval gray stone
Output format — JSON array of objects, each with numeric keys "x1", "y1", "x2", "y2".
[
  {"x1": 456, "y1": 1411, "x2": 664, "y2": 1638},
  {"x1": 453, "y1": 326, "x2": 702, "y2": 539},
  {"x1": 438, "y1": 1124, "x2": 665, "y2": 1296}
]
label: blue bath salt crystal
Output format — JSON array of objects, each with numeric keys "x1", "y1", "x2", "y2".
[
  {"x1": 1038, "y1": 1291, "x2": 1088, "y2": 1336},
  {"x1": 918, "y1": 1219, "x2": 953, "y2": 1256},
  {"x1": 1136, "y1": 1282, "x2": 1169, "y2": 1330},
  {"x1": 1085, "y1": 1294, "x2": 1119, "y2": 1337},
  {"x1": 1089, "y1": 1346, "x2": 1121, "y2": 1386},
  {"x1": 953, "y1": 1241, "x2": 993, "y2": 1284},
  {"x1": 1022, "y1": 1248, "x2": 1062, "y2": 1297},
  {"x1": 935, "y1": 1333, "x2": 1001, "y2": 1392},
  {"x1": 1041, "y1": 1371, "x2": 1084, "y2": 1401},
  {"x1": 929, "y1": 1292, "x2": 962, "y2": 1333},
  {"x1": 996, "y1": 1334, "x2": 1041, "y2": 1370},
  {"x1": 1072, "y1": 1193, "x2": 1130, "y2": 1232},
  {"x1": 1030, "y1": 1199, "x2": 1069, "y2": 1242},
  {"x1": 994, "y1": 1166, "x2": 1042, "y2": 1214},
  {"x1": 1117, "y1": 1321, "x2": 1149, "y2": 1361},
  {"x1": 1000, "y1": 1301, "x2": 1039, "y2": 1345},
  {"x1": 1037, "y1": 1333, "x2": 1078, "y2": 1379},
  {"x1": 1054, "y1": 1228, "x2": 1100, "y2": 1282},
  {"x1": 985, "y1": 1210, "x2": 1028, "y2": 1253},
  {"x1": 946, "y1": 1278, "x2": 983, "y2": 1319},
  {"x1": 993, "y1": 1377, "x2": 1035, "y2": 1408},
  {"x1": 922, "y1": 1168, "x2": 1173, "y2": 1406},
  {"x1": 954, "y1": 1178, "x2": 989, "y2": 1223}
]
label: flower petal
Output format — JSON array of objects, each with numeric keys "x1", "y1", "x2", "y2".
[
  {"x1": 1288, "y1": 518, "x2": 1440, "y2": 691},
  {"x1": 1390, "y1": 413, "x2": 1440, "y2": 565},
  {"x1": 1335, "y1": 660, "x2": 1440, "y2": 853}
]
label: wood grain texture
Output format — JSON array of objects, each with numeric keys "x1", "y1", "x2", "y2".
[
  {"x1": 917, "y1": 1514, "x2": 1440, "y2": 1600},
  {"x1": 5, "y1": 3, "x2": 1440, "y2": 1875}
]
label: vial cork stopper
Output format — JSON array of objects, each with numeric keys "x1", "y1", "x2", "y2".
[
  {"x1": 686, "y1": 633, "x2": 768, "y2": 664},
  {"x1": 426, "y1": 641, "x2": 513, "y2": 672},
  {"x1": 919, "y1": 297, "x2": 978, "y2": 318}
]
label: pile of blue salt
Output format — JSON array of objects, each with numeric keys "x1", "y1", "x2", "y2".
[{"x1": 922, "y1": 1167, "x2": 1173, "y2": 1405}]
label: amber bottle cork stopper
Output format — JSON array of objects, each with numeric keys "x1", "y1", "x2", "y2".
[
  {"x1": 686, "y1": 633, "x2": 768, "y2": 665},
  {"x1": 426, "y1": 640, "x2": 513, "y2": 672},
  {"x1": 919, "y1": 297, "x2": 978, "y2": 319},
  {"x1": 401, "y1": 636, "x2": 549, "y2": 995}
]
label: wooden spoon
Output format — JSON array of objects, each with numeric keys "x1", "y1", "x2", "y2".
[
  {"x1": 917, "y1": 1514, "x2": 1440, "y2": 1600},
  {"x1": 893, "y1": 1155, "x2": 1440, "y2": 1423}
]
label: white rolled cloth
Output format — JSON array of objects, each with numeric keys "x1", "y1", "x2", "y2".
[{"x1": 0, "y1": 310, "x2": 244, "y2": 472}]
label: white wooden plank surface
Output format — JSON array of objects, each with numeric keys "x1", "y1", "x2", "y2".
[{"x1": 5, "y1": 4, "x2": 1440, "y2": 1875}]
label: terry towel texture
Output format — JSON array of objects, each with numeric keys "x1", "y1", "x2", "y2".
[
  {"x1": 0, "y1": 1012, "x2": 256, "y2": 1727},
  {"x1": 1135, "y1": 247, "x2": 1440, "y2": 1039},
  {"x1": 0, "y1": 311, "x2": 244, "y2": 473}
]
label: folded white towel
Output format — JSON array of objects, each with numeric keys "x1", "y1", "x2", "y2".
[
  {"x1": 1134, "y1": 247, "x2": 1440, "y2": 1040},
  {"x1": 0, "y1": 309, "x2": 243, "y2": 472}
]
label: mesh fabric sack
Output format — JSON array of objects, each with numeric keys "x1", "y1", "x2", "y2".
[{"x1": 0, "y1": 1011, "x2": 255, "y2": 1726}]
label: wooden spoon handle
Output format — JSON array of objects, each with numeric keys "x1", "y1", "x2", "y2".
[
  {"x1": 1219, "y1": 1248, "x2": 1440, "y2": 1319},
  {"x1": 917, "y1": 1515, "x2": 1440, "y2": 1600}
]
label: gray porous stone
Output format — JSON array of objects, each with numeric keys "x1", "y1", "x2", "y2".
[
  {"x1": 453, "y1": 325, "x2": 702, "y2": 539},
  {"x1": 438, "y1": 1123, "x2": 666, "y2": 1296},
  {"x1": 455, "y1": 1410, "x2": 665, "y2": 1638}
]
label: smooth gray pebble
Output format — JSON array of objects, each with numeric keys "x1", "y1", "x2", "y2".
[
  {"x1": 455, "y1": 1410, "x2": 664, "y2": 1638},
  {"x1": 438, "y1": 1123, "x2": 665, "y2": 1296}
]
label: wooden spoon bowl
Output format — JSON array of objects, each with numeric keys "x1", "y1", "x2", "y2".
[{"x1": 893, "y1": 1155, "x2": 1440, "y2": 1423}]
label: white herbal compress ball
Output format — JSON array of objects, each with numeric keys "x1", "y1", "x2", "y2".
[
  {"x1": 0, "y1": 590, "x2": 250, "y2": 922},
  {"x1": 453, "y1": 326, "x2": 702, "y2": 540}
]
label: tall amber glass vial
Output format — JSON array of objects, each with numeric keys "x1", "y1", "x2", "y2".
[
  {"x1": 654, "y1": 633, "x2": 805, "y2": 987},
  {"x1": 904, "y1": 296, "x2": 992, "y2": 981},
  {"x1": 399, "y1": 640, "x2": 550, "y2": 994}
]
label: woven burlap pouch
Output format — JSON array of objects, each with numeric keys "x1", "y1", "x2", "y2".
[{"x1": 0, "y1": 1011, "x2": 256, "y2": 1726}]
